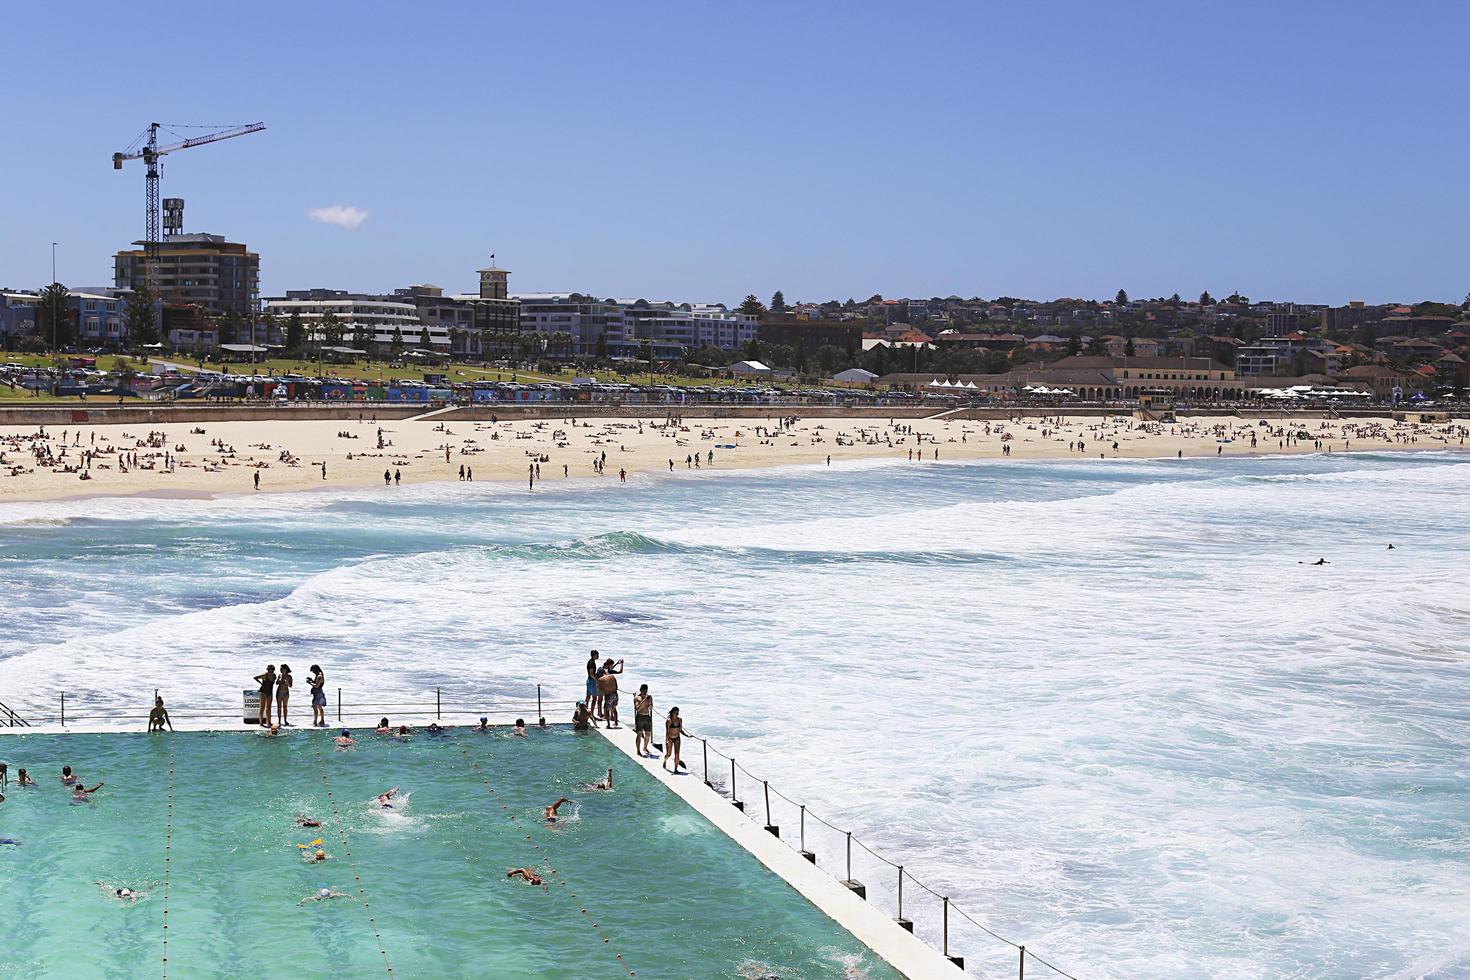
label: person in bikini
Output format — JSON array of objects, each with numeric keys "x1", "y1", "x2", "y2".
[{"x1": 662, "y1": 707, "x2": 685, "y2": 773}]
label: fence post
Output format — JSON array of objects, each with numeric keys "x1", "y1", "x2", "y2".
[
  {"x1": 763, "y1": 780, "x2": 778, "y2": 836},
  {"x1": 800, "y1": 805, "x2": 815, "y2": 863},
  {"x1": 842, "y1": 831, "x2": 865, "y2": 898},
  {"x1": 731, "y1": 759, "x2": 743, "y2": 811},
  {"x1": 943, "y1": 896, "x2": 963, "y2": 968},
  {"x1": 436, "y1": 687, "x2": 441, "y2": 720},
  {"x1": 337, "y1": 688, "x2": 341, "y2": 722},
  {"x1": 60, "y1": 691, "x2": 65, "y2": 727},
  {"x1": 1019, "y1": 945, "x2": 1025, "y2": 980},
  {"x1": 702, "y1": 739, "x2": 710, "y2": 787},
  {"x1": 896, "y1": 866, "x2": 912, "y2": 931},
  {"x1": 537, "y1": 684, "x2": 544, "y2": 726}
]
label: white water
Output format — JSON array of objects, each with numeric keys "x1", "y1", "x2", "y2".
[{"x1": 2, "y1": 452, "x2": 1468, "y2": 977}]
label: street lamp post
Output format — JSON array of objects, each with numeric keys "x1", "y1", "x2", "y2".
[{"x1": 50, "y1": 243, "x2": 58, "y2": 353}]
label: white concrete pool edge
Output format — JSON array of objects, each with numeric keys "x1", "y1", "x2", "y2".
[{"x1": 595, "y1": 724, "x2": 965, "y2": 980}]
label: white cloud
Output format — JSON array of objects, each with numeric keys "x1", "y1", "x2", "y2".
[{"x1": 307, "y1": 205, "x2": 368, "y2": 230}]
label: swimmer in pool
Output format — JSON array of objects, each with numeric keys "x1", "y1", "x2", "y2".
[
  {"x1": 259, "y1": 724, "x2": 282, "y2": 736},
  {"x1": 543, "y1": 797, "x2": 572, "y2": 823},
  {"x1": 394, "y1": 725, "x2": 412, "y2": 738},
  {"x1": 0, "y1": 838, "x2": 18, "y2": 846},
  {"x1": 72, "y1": 781, "x2": 103, "y2": 802},
  {"x1": 17, "y1": 769, "x2": 34, "y2": 787},
  {"x1": 579, "y1": 769, "x2": 614, "y2": 792},
  {"x1": 513, "y1": 718, "x2": 527, "y2": 737},
  {"x1": 377, "y1": 787, "x2": 401, "y2": 809},
  {"x1": 299, "y1": 887, "x2": 349, "y2": 904},
  {"x1": 334, "y1": 729, "x2": 355, "y2": 748},
  {"x1": 426, "y1": 723, "x2": 445, "y2": 736},
  {"x1": 506, "y1": 867, "x2": 545, "y2": 887},
  {"x1": 59, "y1": 765, "x2": 78, "y2": 786},
  {"x1": 97, "y1": 882, "x2": 144, "y2": 902},
  {"x1": 375, "y1": 718, "x2": 391, "y2": 734},
  {"x1": 300, "y1": 847, "x2": 330, "y2": 864},
  {"x1": 295, "y1": 815, "x2": 323, "y2": 828},
  {"x1": 476, "y1": 717, "x2": 490, "y2": 732}
]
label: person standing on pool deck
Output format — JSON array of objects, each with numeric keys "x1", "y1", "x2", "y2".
[
  {"x1": 597, "y1": 659, "x2": 624, "y2": 728},
  {"x1": 585, "y1": 652, "x2": 601, "y2": 722},
  {"x1": 662, "y1": 707, "x2": 685, "y2": 773},
  {"x1": 633, "y1": 685, "x2": 654, "y2": 757},
  {"x1": 276, "y1": 664, "x2": 293, "y2": 727},
  {"x1": 308, "y1": 665, "x2": 327, "y2": 728},
  {"x1": 253, "y1": 665, "x2": 276, "y2": 727}
]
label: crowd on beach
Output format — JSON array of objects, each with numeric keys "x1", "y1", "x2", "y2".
[{"x1": 4, "y1": 410, "x2": 1466, "y2": 501}]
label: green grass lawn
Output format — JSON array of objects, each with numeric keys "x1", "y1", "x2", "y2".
[{"x1": 4, "y1": 351, "x2": 819, "y2": 393}]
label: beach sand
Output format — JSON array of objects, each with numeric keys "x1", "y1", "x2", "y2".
[{"x1": 0, "y1": 411, "x2": 1463, "y2": 503}]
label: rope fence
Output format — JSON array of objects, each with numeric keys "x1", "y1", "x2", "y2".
[{"x1": 687, "y1": 730, "x2": 1081, "y2": 979}]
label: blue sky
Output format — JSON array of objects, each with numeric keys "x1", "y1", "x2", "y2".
[{"x1": 3, "y1": 1, "x2": 1466, "y2": 305}]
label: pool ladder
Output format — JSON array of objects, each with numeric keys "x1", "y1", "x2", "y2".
[{"x1": 0, "y1": 699, "x2": 31, "y2": 727}]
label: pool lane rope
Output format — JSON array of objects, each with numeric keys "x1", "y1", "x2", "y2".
[
  {"x1": 161, "y1": 750, "x2": 174, "y2": 979},
  {"x1": 456, "y1": 737, "x2": 636, "y2": 977},
  {"x1": 312, "y1": 739, "x2": 395, "y2": 977}
]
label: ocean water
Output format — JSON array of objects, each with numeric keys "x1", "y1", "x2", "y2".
[{"x1": 2, "y1": 451, "x2": 1469, "y2": 978}]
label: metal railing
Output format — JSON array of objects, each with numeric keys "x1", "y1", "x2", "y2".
[
  {"x1": 682, "y1": 728, "x2": 1082, "y2": 979},
  {"x1": 0, "y1": 699, "x2": 31, "y2": 727},
  {"x1": 2, "y1": 685, "x2": 573, "y2": 730}
]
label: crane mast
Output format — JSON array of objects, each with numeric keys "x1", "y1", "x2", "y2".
[{"x1": 113, "y1": 121, "x2": 266, "y2": 292}]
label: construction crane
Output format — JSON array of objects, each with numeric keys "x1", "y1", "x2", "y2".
[{"x1": 113, "y1": 121, "x2": 266, "y2": 290}]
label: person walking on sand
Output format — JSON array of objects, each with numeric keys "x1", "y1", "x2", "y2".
[
  {"x1": 275, "y1": 664, "x2": 293, "y2": 727},
  {"x1": 633, "y1": 684, "x2": 654, "y2": 757},
  {"x1": 254, "y1": 665, "x2": 276, "y2": 726},
  {"x1": 662, "y1": 707, "x2": 685, "y2": 773},
  {"x1": 308, "y1": 664, "x2": 327, "y2": 728}
]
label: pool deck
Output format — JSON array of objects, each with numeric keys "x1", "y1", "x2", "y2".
[{"x1": 595, "y1": 723, "x2": 966, "y2": 980}]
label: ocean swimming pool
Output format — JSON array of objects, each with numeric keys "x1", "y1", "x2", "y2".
[{"x1": 0, "y1": 727, "x2": 895, "y2": 979}]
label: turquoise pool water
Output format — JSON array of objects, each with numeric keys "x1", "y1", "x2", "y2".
[{"x1": 0, "y1": 728, "x2": 894, "y2": 978}]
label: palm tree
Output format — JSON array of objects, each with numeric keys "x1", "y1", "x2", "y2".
[
  {"x1": 38, "y1": 282, "x2": 71, "y2": 351},
  {"x1": 254, "y1": 309, "x2": 278, "y2": 351}
]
